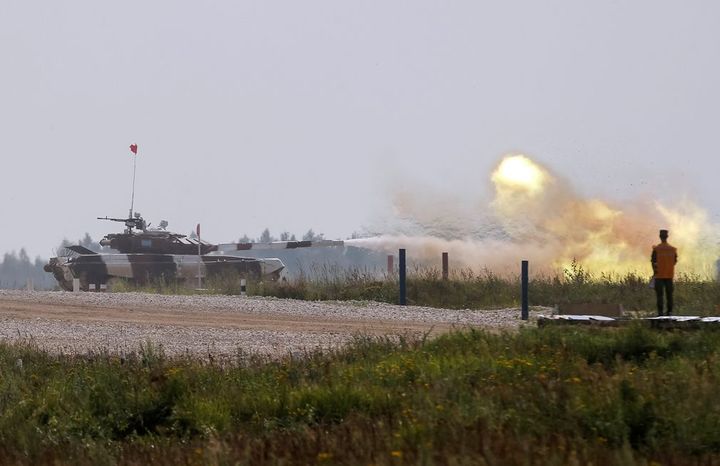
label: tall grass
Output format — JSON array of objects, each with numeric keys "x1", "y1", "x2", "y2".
[
  {"x1": 3, "y1": 327, "x2": 720, "y2": 464},
  {"x1": 111, "y1": 262, "x2": 720, "y2": 314},
  {"x1": 249, "y1": 262, "x2": 720, "y2": 314}
]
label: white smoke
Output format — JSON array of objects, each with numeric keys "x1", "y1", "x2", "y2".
[{"x1": 348, "y1": 154, "x2": 720, "y2": 277}]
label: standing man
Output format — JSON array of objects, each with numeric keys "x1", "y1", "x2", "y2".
[{"x1": 651, "y1": 229, "x2": 678, "y2": 316}]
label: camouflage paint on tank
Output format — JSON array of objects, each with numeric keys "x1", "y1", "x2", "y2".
[{"x1": 45, "y1": 252, "x2": 280, "y2": 291}]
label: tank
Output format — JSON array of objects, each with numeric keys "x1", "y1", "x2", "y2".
[{"x1": 44, "y1": 213, "x2": 343, "y2": 291}]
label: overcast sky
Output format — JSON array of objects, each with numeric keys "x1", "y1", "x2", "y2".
[{"x1": 1, "y1": 1, "x2": 718, "y2": 258}]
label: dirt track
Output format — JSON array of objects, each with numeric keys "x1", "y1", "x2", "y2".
[{"x1": 0, "y1": 291, "x2": 542, "y2": 358}]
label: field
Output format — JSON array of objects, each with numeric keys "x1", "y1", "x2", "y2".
[
  {"x1": 3, "y1": 268, "x2": 720, "y2": 464},
  {"x1": 2, "y1": 325, "x2": 720, "y2": 465},
  {"x1": 190, "y1": 264, "x2": 720, "y2": 315}
]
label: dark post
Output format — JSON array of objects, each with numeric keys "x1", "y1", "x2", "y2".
[
  {"x1": 399, "y1": 248, "x2": 407, "y2": 305},
  {"x1": 521, "y1": 260, "x2": 529, "y2": 320},
  {"x1": 442, "y1": 252, "x2": 449, "y2": 280}
]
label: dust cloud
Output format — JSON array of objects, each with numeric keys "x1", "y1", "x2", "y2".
[{"x1": 348, "y1": 155, "x2": 720, "y2": 277}]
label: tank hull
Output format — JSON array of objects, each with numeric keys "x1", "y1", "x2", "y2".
[{"x1": 44, "y1": 253, "x2": 284, "y2": 291}]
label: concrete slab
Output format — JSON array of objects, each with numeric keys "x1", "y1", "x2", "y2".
[
  {"x1": 539, "y1": 314, "x2": 720, "y2": 329},
  {"x1": 557, "y1": 303, "x2": 624, "y2": 318}
]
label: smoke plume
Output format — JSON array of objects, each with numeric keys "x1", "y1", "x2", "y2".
[{"x1": 348, "y1": 154, "x2": 720, "y2": 277}]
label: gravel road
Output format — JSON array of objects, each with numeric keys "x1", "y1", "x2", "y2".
[{"x1": 0, "y1": 290, "x2": 545, "y2": 359}]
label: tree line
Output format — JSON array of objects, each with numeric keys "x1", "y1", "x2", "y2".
[
  {"x1": 0, "y1": 249, "x2": 55, "y2": 290},
  {"x1": 188, "y1": 228, "x2": 327, "y2": 243}
]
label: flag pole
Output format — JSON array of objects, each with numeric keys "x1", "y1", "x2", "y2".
[{"x1": 129, "y1": 144, "x2": 138, "y2": 219}]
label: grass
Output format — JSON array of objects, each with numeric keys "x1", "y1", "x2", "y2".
[
  {"x1": 113, "y1": 261, "x2": 720, "y2": 315},
  {"x1": 3, "y1": 326, "x2": 720, "y2": 464}
]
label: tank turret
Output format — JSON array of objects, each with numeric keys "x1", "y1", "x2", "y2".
[{"x1": 97, "y1": 214, "x2": 215, "y2": 255}]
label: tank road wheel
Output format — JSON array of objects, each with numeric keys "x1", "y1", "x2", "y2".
[
  {"x1": 57, "y1": 278, "x2": 73, "y2": 292},
  {"x1": 77, "y1": 272, "x2": 90, "y2": 291}
]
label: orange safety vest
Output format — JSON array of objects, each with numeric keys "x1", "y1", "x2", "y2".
[{"x1": 652, "y1": 242, "x2": 677, "y2": 279}]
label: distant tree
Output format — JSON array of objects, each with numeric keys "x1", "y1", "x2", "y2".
[
  {"x1": 1, "y1": 252, "x2": 20, "y2": 286},
  {"x1": 57, "y1": 238, "x2": 72, "y2": 252},
  {"x1": 34, "y1": 256, "x2": 45, "y2": 273},
  {"x1": 280, "y1": 231, "x2": 291, "y2": 241},
  {"x1": 79, "y1": 233, "x2": 103, "y2": 252},
  {"x1": 56, "y1": 233, "x2": 107, "y2": 253},
  {"x1": 259, "y1": 228, "x2": 276, "y2": 243},
  {"x1": 302, "y1": 229, "x2": 324, "y2": 241},
  {"x1": 238, "y1": 234, "x2": 252, "y2": 243},
  {"x1": 0, "y1": 249, "x2": 55, "y2": 290},
  {"x1": 18, "y1": 248, "x2": 30, "y2": 265},
  {"x1": 80, "y1": 233, "x2": 93, "y2": 249},
  {"x1": 290, "y1": 234, "x2": 297, "y2": 241}
]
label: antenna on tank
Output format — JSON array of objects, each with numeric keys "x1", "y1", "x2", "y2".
[{"x1": 128, "y1": 143, "x2": 138, "y2": 217}]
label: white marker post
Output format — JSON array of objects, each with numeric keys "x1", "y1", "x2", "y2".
[{"x1": 197, "y1": 223, "x2": 202, "y2": 290}]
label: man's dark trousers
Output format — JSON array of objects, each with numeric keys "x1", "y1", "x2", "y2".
[{"x1": 655, "y1": 278, "x2": 674, "y2": 316}]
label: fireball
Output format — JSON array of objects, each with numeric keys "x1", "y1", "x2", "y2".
[
  {"x1": 489, "y1": 154, "x2": 719, "y2": 276},
  {"x1": 491, "y1": 154, "x2": 547, "y2": 195}
]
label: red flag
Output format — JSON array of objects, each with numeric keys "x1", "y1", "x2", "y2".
[
  {"x1": 129, "y1": 144, "x2": 138, "y2": 155},
  {"x1": 196, "y1": 224, "x2": 201, "y2": 238}
]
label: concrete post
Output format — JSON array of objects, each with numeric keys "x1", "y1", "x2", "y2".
[
  {"x1": 387, "y1": 255, "x2": 394, "y2": 275},
  {"x1": 240, "y1": 278, "x2": 247, "y2": 296},
  {"x1": 399, "y1": 249, "x2": 407, "y2": 305},
  {"x1": 521, "y1": 260, "x2": 529, "y2": 320}
]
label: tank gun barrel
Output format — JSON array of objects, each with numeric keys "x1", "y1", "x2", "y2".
[{"x1": 214, "y1": 239, "x2": 344, "y2": 253}]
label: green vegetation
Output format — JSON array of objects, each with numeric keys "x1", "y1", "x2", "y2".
[
  {"x1": 117, "y1": 263, "x2": 720, "y2": 315},
  {"x1": 3, "y1": 326, "x2": 720, "y2": 464},
  {"x1": 254, "y1": 262, "x2": 720, "y2": 314}
]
